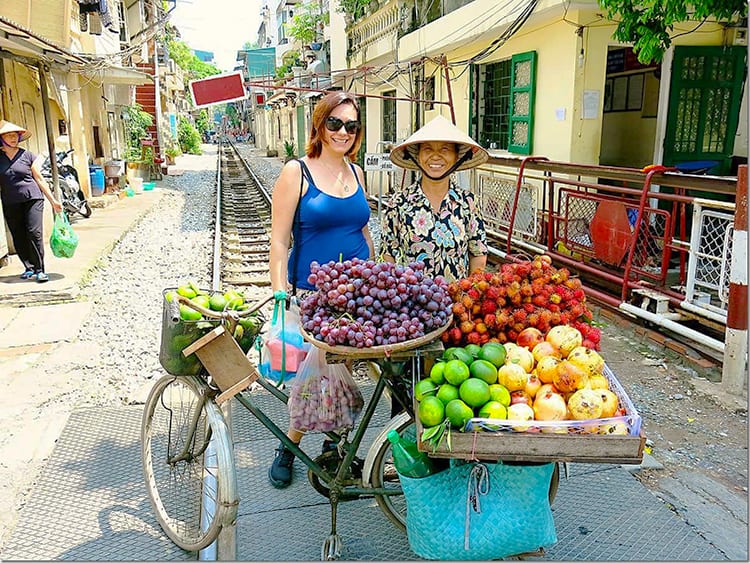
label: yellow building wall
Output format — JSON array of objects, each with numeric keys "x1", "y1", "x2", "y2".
[
  {"x1": 2, "y1": 2, "x2": 31, "y2": 26},
  {"x1": 30, "y1": 0, "x2": 69, "y2": 45}
]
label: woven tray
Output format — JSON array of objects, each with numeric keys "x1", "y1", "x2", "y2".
[{"x1": 300, "y1": 321, "x2": 450, "y2": 360}]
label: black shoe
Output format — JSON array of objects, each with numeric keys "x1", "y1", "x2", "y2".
[{"x1": 268, "y1": 443, "x2": 295, "y2": 488}]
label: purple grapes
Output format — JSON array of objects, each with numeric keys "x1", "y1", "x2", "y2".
[{"x1": 300, "y1": 258, "x2": 451, "y2": 347}]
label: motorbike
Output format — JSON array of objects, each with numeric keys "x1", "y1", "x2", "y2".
[{"x1": 40, "y1": 149, "x2": 92, "y2": 219}]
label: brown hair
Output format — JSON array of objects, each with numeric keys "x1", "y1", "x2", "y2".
[{"x1": 306, "y1": 91, "x2": 362, "y2": 159}]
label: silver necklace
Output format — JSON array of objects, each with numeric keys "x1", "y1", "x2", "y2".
[{"x1": 319, "y1": 158, "x2": 353, "y2": 193}]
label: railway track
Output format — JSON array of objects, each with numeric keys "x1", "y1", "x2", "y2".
[{"x1": 213, "y1": 142, "x2": 273, "y2": 304}]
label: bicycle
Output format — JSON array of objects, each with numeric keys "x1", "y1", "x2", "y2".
[
  {"x1": 142, "y1": 290, "x2": 561, "y2": 559},
  {"x1": 141, "y1": 289, "x2": 448, "y2": 558}
]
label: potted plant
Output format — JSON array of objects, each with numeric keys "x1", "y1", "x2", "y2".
[
  {"x1": 284, "y1": 140, "x2": 297, "y2": 162},
  {"x1": 122, "y1": 104, "x2": 154, "y2": 180},
  {"x1": 165, "y1": 147, "x2": 181, "y2": 166},
  {"x1": 286, "y1": 1, "x2": 329, "y2": 44}
]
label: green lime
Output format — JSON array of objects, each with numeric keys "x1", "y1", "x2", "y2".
[
  {"x1": 179, "y1": 304, "x2": 202, "y2": 321},
  {"x1": 459, "y1": 378, "x2": 491, "y2": 408},
  {"x1": 436, "y1": 383, "x2": 460, "y2": 405},
  {"x1": 464, "y1": 343, "x2": 482, "y2": 358},
  {"x1": 469, "y1": 359, "x2": 498, "y2": 385},
  {"x1": 444, "y1": 347, "x2": 473, "y2": 364},
  {"x1": 209, "y1": 293, "x2": 228, "y2": 311},
  {"x1": 192, "y1": 294, "x2": 210, "y2": 309},
  {"x1": 489, "y1": 383, "x2": 511, "y2": 407},
  {"x1": 176, "y1": 285, "x2": 196, "y2": 299},
  {"x1": 478, "y1": 401, "x2": 507, "y2": 420},
  {"x1": 418, "y1": 396, "x2": 445, "y2": 427},
  {"x1": 443, "y1": 359, "x2": 471, "y2": 386},
  {"x1": 478, "y1": 342, "x2": 507, "y2": 367},
  {"x1": 414, "y1": 379, "x2": 438, "y2": 401},
  {"x1": 164, "y1": 290, "x2": 176, "y2": 303},
  {"x1": 429, "y1": 362, "x2": 446, "y2": 385},
  {"x1": 445, "y1": 399, "x2": 474, "y2": 429}
]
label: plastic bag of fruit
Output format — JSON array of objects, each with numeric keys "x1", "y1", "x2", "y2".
[
  {"x1": 288, "y1": 346, "x2": 364, "y2": 433},
  {"x1": 258, "y1": 293, "x2": 308, "y2": 384}
]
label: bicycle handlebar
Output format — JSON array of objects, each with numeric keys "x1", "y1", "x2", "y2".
[{"x1": 173, "y1": 292, "x2": 275, "y2": 320}]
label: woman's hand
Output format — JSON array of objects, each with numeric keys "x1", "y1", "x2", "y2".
[{"x1": 50, "y1": 198, "x2": 63, "y2": 213}]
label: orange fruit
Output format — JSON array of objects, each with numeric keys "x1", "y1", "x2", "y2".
[{"x1": 414, "y1": 379, "x2": 438, "y2": 401}]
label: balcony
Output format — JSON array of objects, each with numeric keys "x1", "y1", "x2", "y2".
[{"x1": 347, "y1": 0, "x2": 402, "y2": 63}]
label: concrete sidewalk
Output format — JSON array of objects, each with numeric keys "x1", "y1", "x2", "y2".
[{"x1": 0, "y1": 188, "x2": 165, "y2": 307}]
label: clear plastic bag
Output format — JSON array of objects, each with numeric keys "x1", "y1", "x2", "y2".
[
  {"x1": 258, "y1": 297, "x2": 308, "y2": 384},
  {"x1": 49, "y1": 212, "x2": 78, "y2": 258},
  {"x1": 288, "y1": 346, "x2": 365, "y2": 433}
]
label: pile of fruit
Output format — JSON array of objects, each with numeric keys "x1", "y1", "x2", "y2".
[
  {"x1": 299, "y1": 258, "x2": 452, "y2": 348},
  {"x1": 416, "y1": 324, "x2": 630, "y2": 448},
  {"x1": 443, "y1": 255, "x2": 602, "y2": 349}
]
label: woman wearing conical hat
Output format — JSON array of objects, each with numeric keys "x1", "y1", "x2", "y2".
[
  {"x1": 382, "y1": 115, "x2": 489, "y2": 283},
  {"x1": 0, "y1": 119, "x2": 63, "y2": 282}
]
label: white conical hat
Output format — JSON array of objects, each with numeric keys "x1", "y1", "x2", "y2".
[
  {"x1": 389, "y1": 115, "x2": 488, "y2": 171},
  {"x1": 0, "y1": 120, "x2": 31, "y2": 141}
]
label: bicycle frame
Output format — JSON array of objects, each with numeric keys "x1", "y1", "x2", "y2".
[{"x1": 233, "y1": 358, "x2": 414, "y2": 497}]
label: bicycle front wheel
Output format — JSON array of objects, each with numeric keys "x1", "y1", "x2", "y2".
[{"x1": 141, "y1": 375, "x2": 238, "y2": 551}]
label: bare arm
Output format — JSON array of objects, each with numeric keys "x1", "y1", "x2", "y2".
[
  {"x1": 353, "y1": 163, "x2": 375, "y2": 258},
  {"x1": 269, "y1": 161, "x2": 304, "y2": 292},
  {"x1": 469, "y1": 254, "x2": 487, "y2": 274},
  {"x1": 31, "y1": 158, "x2": 62, "y2": 213}
]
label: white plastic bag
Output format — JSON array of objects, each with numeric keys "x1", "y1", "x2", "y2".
[{"x1": 288, "y1": 346, "x2": 364, "y2": 433}]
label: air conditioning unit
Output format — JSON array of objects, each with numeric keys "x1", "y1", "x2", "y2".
[{"x1": 730, "y1": 26, "x2": 748, "y2": 46}]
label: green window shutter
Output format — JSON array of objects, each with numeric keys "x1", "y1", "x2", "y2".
[{"x1": 508, "y1": 51, "x2": 537, "y2": 155}]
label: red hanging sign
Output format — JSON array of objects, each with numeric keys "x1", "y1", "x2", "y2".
[{"x1": 189, "y1": 71, "x2": 247, "y2": 108}]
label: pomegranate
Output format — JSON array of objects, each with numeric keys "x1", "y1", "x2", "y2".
[
  {"x1": 545, "y1": 325, "x2": 583, "y2": 357},
  {"x1": 599, "y1": 422, "x2": 629, "y2": 435},
  {"x1": 510, "y1": 389, "x2": 532, "y2": 406},
  {"x1": 567, "y1": 346, "x2": 605, "y2": 377},
  {"x1": 587, "y1": 373, "x2": 609, "y2": 390},
  {"x1": 553, "y1": 360, "x2": 589, "y2": 393},
  {"x1": 538, "y1": 382, "x2": 561, "y2": 396},
  {"x1": 532, "y1": 389, "x2": 568, "y2": 421},
  {"x1": 507, "y1": 403, "x2": 535, "y2": 431},
  {"x1": 567, "y1": 388, "x2": 604, "y2": 420},
  {"x1": 516, "y1": 327, "x2": 544, "y2": 349},
  {"x1": 524, "y1": 372, "x2": 542, "y2": 398},
  {"x1": 497, "y1": 363, "x2": 528, "y2": 391},
  {"x1": 535, "y1": 356, "x2": 561, "y2": 384},
  {"x1": 505, "y1": 345, "x2": 535, "y2": 372},
  {"x1": 532, "y1": 341, "x2": 562, "y2": 363},
  {"x1": 598, "y1": 389, "x2": 620, "y2": 418}
]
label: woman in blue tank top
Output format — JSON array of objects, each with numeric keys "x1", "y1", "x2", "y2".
[{"x1": 267, "y1": 91, "x2": 373, "y2": 488}]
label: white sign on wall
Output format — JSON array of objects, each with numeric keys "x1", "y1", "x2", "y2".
[{"x1": 364, "y1": 153, "x2": 394, "y2": 171}]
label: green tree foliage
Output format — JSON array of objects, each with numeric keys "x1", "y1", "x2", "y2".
[
  {"x1": 167, "y1": 39, "x2": 221, "y2": 80},
  {"x1": 599, "y1": 0, "x2": 748, "y2": 63},
  {"x1": 195, "y1": 109, "x2": 210, "y2": 135},
  {"x1": 243, "y1": 40, "x2": 260, "y2": 49},
  {"x1": 286, "y1": 1, "x2": 330, "y2": 44},
  {"x1": 122, "y1": 104, "x2": 153, "y2": 161},
  {"x1": 337, "y1": 0, "x2": 371, "y2": 19},
  {"x1": 225, "y1": 104, "x2": 240, "y2": 128},
  {"x1": 178, "y1": 117, "x2": 203, "y2": 154}
]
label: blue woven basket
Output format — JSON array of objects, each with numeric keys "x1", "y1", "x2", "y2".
[{"x1": 400, "y1": 461, "x2": 557, "y2": 560}]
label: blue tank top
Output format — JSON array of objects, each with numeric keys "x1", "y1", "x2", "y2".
[{"x1": 288, "y1": 160, "x2": 370, "y2": 290}]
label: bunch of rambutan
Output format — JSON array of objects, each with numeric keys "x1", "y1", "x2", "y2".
[{"x1": 443, "y1": 254, "x2": 602, "y2": 349}]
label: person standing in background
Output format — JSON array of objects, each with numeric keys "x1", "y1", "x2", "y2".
[
  {"x1": 267, "y1": 91, "x2": 374, "y2": 488},
  {"x1": 0, "y1": 119, "x2": 63, "y2": 283}
]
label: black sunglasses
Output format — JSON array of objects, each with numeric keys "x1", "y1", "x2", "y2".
[{"x1": 325, "y1": 116, "x2": 361, "y2": 134}]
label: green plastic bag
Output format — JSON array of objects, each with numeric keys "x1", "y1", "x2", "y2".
[{"x1": 50, "y1": 212, "x2": 79, "y2": 258}]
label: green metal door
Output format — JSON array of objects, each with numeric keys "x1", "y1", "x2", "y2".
[{"x1": 663, "y1": 46, "x2": 746, "y2": 174}]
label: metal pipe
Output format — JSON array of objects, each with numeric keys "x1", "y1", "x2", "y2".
[
  {"x1": 679, "y1": 299, "x2": 728, "y2": 325},
  {"x1": 723, "y1": 165, "x2": 749, "y2": 389},
  {"x1": 37, "y1": 63, "x2": 62, "y2": 202},
  {"x1": 619, "y1": 302, "x2": 725, "y2": 353}
]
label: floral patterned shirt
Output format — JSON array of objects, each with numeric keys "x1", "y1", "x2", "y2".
[{"x1": 380, "y1": 179, "x2": 487, "y2": 282}]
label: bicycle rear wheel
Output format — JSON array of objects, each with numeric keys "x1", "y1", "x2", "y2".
[
  {"x1": 363, "y1": 412, "x2": 413, "y2": 531},
  {"x1": 141, "y1": 375, "x2": 238, "y2": 551}
]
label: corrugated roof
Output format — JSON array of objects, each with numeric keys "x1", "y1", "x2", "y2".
[{"x1": 0, "y1": 16, "x2": 86, "y2": 65}]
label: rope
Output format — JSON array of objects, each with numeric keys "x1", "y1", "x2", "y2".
[{"x1": 464, "y1": 462, "x2": 490, "y2": 550}]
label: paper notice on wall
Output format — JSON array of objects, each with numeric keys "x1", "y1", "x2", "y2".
[{"x1": 583, "y1": 90, "x2": 600, "y2": 119}]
